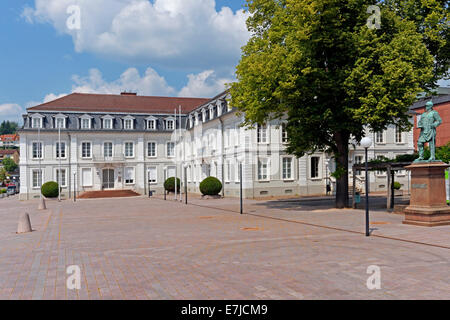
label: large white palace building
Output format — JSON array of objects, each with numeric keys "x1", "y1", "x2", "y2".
[{"x1": 19, "y1": 91, "x2": 414, "y2": 200}]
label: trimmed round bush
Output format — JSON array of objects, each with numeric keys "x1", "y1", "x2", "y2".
[
  {"x1": 41, "y1": 181, "x2": 59, "y2": 198},
  {"x1": 199, "y1": 176, "x2": 222, "y2": 196},
  {"x1": 393, "y1": 181, "x2": 402, "y2": 190},
  {"x1": 164, "y1": 177, "x2": 180, "y2": 193}
]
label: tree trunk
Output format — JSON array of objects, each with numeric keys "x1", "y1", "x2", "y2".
[{"x1": 334, "y1": 131, "x2": 350, "y2": 208}]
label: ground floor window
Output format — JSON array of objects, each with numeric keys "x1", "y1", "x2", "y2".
[
  {"x1": 82, "y1": 168, "x2": 93, "y2": 187},
  {"x1": 310, "y1": 156, "x2": 320, "y2": 179},
  {"x1": 148, "y1": 167, "x2": 157, "y2": 184},
  {"x1": 125, "y1": 167, "x2": 135, "y2": 184},
  {"x1": 354, "y1": 155, "x2": 363, "y2": 176},
  {"x1": 32, "y1": 170, "x2": 42, "y2": 188},
  {"x1": 282, "y1": 157, "x2": 293, "y2": 180},
  {"x1": 258, "y1": 158, "x2": 269, "y2": 181},
  {"x1": 55, "y1": 168, "x2": 67, "y2": 187}
]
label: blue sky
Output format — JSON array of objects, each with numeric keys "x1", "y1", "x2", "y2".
[{"x1": 0, "y1": 0, "x2": 248, "y2": 123}]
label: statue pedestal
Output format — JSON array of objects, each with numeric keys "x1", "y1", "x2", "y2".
[{"x1": 404, "y1": 162, "x2": 450, "y2": 226}]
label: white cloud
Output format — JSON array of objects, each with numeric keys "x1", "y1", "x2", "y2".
[
  {"x1": 179, "y1": 70, "x2": 232, "y2": 97},
  {"x1": 22, "y1": 0, "x2": 250, "y2": 69},
  {"x1": 1, "y1": 66, "x2": 230, "y2": 122},
  {"x1": 0, "y1": 104, "x2": 25, "y2": 123}
]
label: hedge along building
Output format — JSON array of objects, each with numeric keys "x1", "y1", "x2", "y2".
[{"x1": 18, "y1": 90, "x2": 415, "y2": 200}]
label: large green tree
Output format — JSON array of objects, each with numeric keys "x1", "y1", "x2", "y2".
[
  {"x1": 2, "y1": 157, "x2": 18, "y2": 173},
  {"x1": 230, "y1": 0, "x2": 448, "y2": 208}
]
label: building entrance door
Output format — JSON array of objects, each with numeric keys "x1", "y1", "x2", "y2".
[{"x1": 102, "y1": 169, "x2": 115, "y2": 189}]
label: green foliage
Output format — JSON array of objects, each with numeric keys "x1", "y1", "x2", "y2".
[
  {"x1": 0, "y1": 121, "x2": 18, "y2": 135},
  {"x1": 436, "y1": 142, "x2": 450, "y2": 163},
  {"x1": 199, "y1": 177, "x2": 223, "y2": 196},
  {"x1": 164, "y1": 177, "x2": 180, "y2": 193},
  {"x1": 394, "y1": 153, "x2": 418, "y2": 162},
  {"x1": 2, "y1": 157, "x2": 17, "y2": 173},
  {"x1": 393, "y1": 181, "x2": 402, "y2": 190},
  {"x1": 230, "y1": 0, "x2": 446, "y2": 207},
  {"x1": 0, "y1": 189, "x2": 6, "y2": 194},
  {"x1": 41, "y1": 181, "x2": 59, "y2": 198},
  {"x1": 330, "y1": 166, "x2": 346, "y2": 179},
  {"x1": 0, "y1": 168, "x2": 6, "y2": 183}
]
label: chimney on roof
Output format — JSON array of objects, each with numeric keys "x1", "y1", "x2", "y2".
[{"x1": 121, "y1": 92, "x2": 137, "y2": 96}]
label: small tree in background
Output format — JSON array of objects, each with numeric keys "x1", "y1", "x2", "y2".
[
  {"x1": 0, "y1": 121, "x2": 19, "y2": 135},
  {"x1": 2, "y1": 158, "x2": 17, "y2": 173}
]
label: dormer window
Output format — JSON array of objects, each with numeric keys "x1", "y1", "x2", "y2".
[
  {"x1": 209, "y1": 106, "x2": 214, "y2": 120},
  {"x1": 202, "y1": 109, "x2": 207, "y2": 122},
  {"x1": 216, "y1": 101, "x2": 223, "y2": 116},
  {"x1": 54, "y1": 114, "x2": 68, "y2": 129},
  {"x1": 189, "y1": 115, "x2": 194, "y2": 128},
  {"x1": 80, "y1": 114, "x2": 93, "y2": 129},
  {"x1": 194, "y1": 113, "x2": 199, "y2": 126},
  {"x1": 124, "y1": 119, "x2": 133, "y2": 130},
  {"x1": 102, "y1": 115, "x2": 114, "y2": 129},
  {"x1": 166, "y1": 119, "x2": 175, "y2": 131},
  {"x1": 146, "y1": 116, "x2": 157, "y2": 130},
  {"x1": 31, "y1": 116, "x2": 43, "y2": 129}
]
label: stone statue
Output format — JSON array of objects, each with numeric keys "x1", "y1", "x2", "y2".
[{"x1": 414, "y1": 100, "x2": 442, "y2": 162}]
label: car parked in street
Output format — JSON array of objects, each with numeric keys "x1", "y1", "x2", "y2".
[{"x1": 6, "y1": 185, "x2": 17, "y2": 196}]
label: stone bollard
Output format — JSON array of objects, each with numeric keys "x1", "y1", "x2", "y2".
[
  {"x1": 38, "y1": 197, "x2": 46, "y2": 210},
  {"x1": 17, "y1": 213, "x2": 32, "y2": 234}
]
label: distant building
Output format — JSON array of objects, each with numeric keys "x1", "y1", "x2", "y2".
[
  {"x1": 410, "y1": 88, "x2": 450, "y2": 150},
  {"x1": 0, "y1": 149, "x2": 20, "y2": 165},
  {"x1": 0, "y1": 134, "x2": 19, "y2": 148}
]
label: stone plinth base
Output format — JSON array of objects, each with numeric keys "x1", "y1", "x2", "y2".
[
  {"x1": 403, "y1": 162, "x2": 450, "y2": 227},
  {"x1": 403, "y1": 205, "x2": 450, "y2": 226}
]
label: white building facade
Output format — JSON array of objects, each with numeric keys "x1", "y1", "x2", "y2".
[{"x1": 19, "y1": 91, "x2": 414, "y2": 200}]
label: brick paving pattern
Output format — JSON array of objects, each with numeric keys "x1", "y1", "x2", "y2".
[{"x1": 0, "y1": 194, "x2": 449, "y2": 299}]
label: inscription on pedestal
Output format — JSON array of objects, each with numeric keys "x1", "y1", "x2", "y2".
[{"x1": 412, "y1": 183, "x2": 427, "y2": 189}]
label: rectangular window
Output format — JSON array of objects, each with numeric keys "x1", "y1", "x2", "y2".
[
  {"x1": 225, "y1": 160, "x2": 231, "y2": 182},
  {"x1": 310, "y1": 156, "x2": 320, "y2": 179},
  {"x1": 355, "y1": 155, "x2": 363, "y2": 176},
  {"x1": 32, "y1": 117, "x2": 42, "y2": 128},
  {"x1": 167, "y1": 142, "x2": 175, "y2": 157},
  {"x1": 32, "y1": 142, "x2": 43, "y2": 159},
  {"x1": 281, "y1": 123, "x2": 288, "y2": 143},
  {"x1": 147, "y1": 142, "x2": 156, "y2": 157},
  {"x1": 103, "y1": 118, "x2": 112, "y2": 129},
  {"x1": 148, "y1": 167, "x2": 157, "y2": 184},
  {"x1": 376, "y1": 155, "x2": 386, "y2": 175},
  {"x1": 258, "y1": 158, "x2": 269, "y2": 180},
  {"x1": 81, "y1": 118, "x2": 90, "y2": 129},
  {"x1": 124, "y1": 142, "x2": 134, "y2": 158},
  {"x1": 32, "y1": 170, "x2": 42, "y2": 188},
  {"x1": 104, "y1": 142, "x2": 113, "y2": 158},
  {"x1": 257, "y1": 124, "x2": 267, "y2": 143},
  {"x1": 56, "y1": 142, "x2": 66, "y2": 159},
  {"x1": 81, "y1": 142, "x2": 92, "y2": 159},
  {"x1": 395, "y1": 125, "x2": 403, "y2": 143},
  {"x1": 375, "y1": 131, "x2": 384, "y2": 144},
  {"x1": 166, "y1": 120, "x2": 174, "y2": 130},
  {"x1": 235, "y1": 161, "x2": 241, "y2": 182},
  {"x1": 124, "y1": 119, "x2": 133, "y2": 130},
  {"x1": 56, "y1": 118, "x2": 65, "y2": 129},
  {"x1": 82, "y1": 168, "x2": 93, "y2": 187},
  {"x1": 56, "y1": 169, "x2": 67, "y2": 187},
  {"x1": 282, "y1": 157, "x2": 293, "y2": 180},
  {"x1": 148, "y1": 120, "x2": 156, "y2": 130},
  {"x1": 125, "y1": 167, "x2": 135, "y2": 184}
]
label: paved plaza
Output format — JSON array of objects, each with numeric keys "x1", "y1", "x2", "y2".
[{"x1": 0, "y1": 194, "x2": 449, "y2": 299}]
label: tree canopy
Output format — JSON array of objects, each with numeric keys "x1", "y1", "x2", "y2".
[
  {"x1": 0, "y1": 121, "x2": 19, "y2": 135},
  {"x1": 2, "y1": 157, "x2": 18, "y2": 173},
  {"x1": 230, "y1": 0, "x2": 448, "y2": 208}
]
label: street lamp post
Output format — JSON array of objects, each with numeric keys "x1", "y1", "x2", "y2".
[{"x1": 360, "y1": 137, "x2": 372, "y2": 237}]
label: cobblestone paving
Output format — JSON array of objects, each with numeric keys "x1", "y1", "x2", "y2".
[{"x1": 0, "y1": 195, "x2": 449, "y2": 299}]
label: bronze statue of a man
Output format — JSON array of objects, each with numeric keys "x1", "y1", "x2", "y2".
[{"x1": 414, "y1": 100, "x2": 442, "y2": 162}]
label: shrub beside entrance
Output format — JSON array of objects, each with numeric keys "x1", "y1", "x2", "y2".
[
  {"x1": 164, "y1": 177, "x2": 180, "y2": 193},
  {"x1": 199, "y1": 177, "x2": 222, "y2": 196},
  {"x1": 41, "y1": 181, "x2": 59, "y2": 198}
]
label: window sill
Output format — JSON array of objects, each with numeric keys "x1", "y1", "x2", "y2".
[{"x1": 283, "y1": 179, "x2": 295, "y2": 182}]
